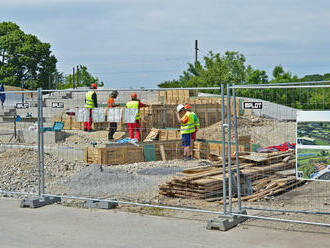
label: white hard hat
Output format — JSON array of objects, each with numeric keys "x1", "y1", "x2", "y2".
[{"x1": 177, "y1": 104, "x2": 185, "y2": 113}]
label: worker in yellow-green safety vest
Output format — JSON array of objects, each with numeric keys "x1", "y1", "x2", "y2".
[
  {"x1": 126, "y1": 92, "x2": 148, "y2": 142},
  {"x1": 176, "y1": 104, "x2": 195, "y2": 161},
  {"x1": 184, "y1": 103, "x2": 200, "y2": 141},
  {"x1": 84, "y1": 83, "x2": 98, "y2": 132}
]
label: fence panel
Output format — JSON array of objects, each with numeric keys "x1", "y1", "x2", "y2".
[
  {"x1": 232, "y1": 83, "x2": 330, "y2": 226},
  {"x1": 0, "y1": 90, "x2": 40, "y2": 198},
  {"x1": 39, "y1": 87, "x2": 237, "y2": 216}
]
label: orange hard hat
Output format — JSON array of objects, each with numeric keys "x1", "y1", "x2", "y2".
[
  {"x1": 91, "y1": 83, "x2": 97, "y2": 89},
  {"x1": 131, "y1": 93, "x2": 137, "y2": 98},
  {"x1": 184, "y1": 103, "x2": 191, "y2": 109}
]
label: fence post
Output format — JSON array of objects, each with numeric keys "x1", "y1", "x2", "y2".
[
  {"x1": 226, "y1": 84, "x2": 233, "y2": 214},
  {"x1": 220, "y1": 84, "x2": 227, "y2": 215},
  {"x1": 40, "y1": 88, "x2": 45, "y2": 194},
  {"x1": 232, "y1": 84, "x2": 242, "y2": 212},
  {"x1": 37, "y1": 88, "x2": 42, "y2": 197},
  {"x1": 20, "y1": 87, "x2": 61, "y2": 208}
]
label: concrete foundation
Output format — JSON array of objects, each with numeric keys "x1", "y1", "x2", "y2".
[
  {"x1": 85, "y1": 200, "x2": 118, "y2": 209},
  {"x1": 206, "y1": 210, "x2": 248, "y2": 231},
  {"x1": 20, "y1": 196, "x2": 61, "y2": 208}
]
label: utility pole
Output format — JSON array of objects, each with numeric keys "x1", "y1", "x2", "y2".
[
  {"x1": 195, "y1": 40, "x2": 199, "y2": 63},
  {"x1": 72, "y1": 67, "x2": 75, "y2": 89},
  {"x1": 76, "y1": 65, "x2": 80, "y2": 88}
]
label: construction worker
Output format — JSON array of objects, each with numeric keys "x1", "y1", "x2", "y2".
[
  {"x1": 176, "y1": 104, "x2": 195, "y2": 161},
  {"x1": 126, "y1": 93, "x2": 148, "y2": 142},
  {"x1": 184, "y1": 103, "x2": 200, "y2": 141},
  {"x1": 84, "y1": 83, "x2": 98, "y2": 132},
  {"x1": 106, "y1": 90, "x2": 120, "y2": 140}
]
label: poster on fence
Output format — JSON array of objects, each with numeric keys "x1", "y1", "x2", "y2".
[{"x1": 296, "y1": 111, "x2": 330, "y2": 181}]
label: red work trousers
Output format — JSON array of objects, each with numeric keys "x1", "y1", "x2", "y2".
[
  {"x1": 128, "y1": 120, "x2": 141, "y2": 142},
  {"x1": 84, "y1": 109, "x2": 93, "y2": 131}
]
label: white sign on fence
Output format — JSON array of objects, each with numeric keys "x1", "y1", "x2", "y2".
[
  {"x1": 92, "y1": 108, "x2": 106, "y2": 123},
  {"x1": 243, "y1": 102, "x2": 262, "y2": 109},
  {"x1": 52, "y1": 102, "x2": 64, "y2": 108},
  {"x1": 15, "y1": 102, "x2": 29, "y2": 109},
  {"x1": 108, "y1": 108, "x2": 122, "y2": 123},
  {"x1": 76, "y1": 108, "x2": 90, "y2": 122},
  {"x1": 123, "y1": 108, "x2": 138, "y2": 123}
]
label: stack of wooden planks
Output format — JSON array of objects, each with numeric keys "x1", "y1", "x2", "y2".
[
  {"x1": 159, "y1": 165, "x2": 224, "y2": 199},
  {"x1": 159, "y1": 150, "x2": 304, "y2": 201}
]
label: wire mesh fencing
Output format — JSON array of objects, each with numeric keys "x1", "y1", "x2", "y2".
[
  {"x1": 37, "y1": 87, "x2": 232, "y2": 214},
  {"x1": 230, "y1": 83, "x2": 330, "y2": 226},
  {"x1": 0, "y1": 90, "x2": 40, "y2": 198},
  {"x1": 1, "y1": 84, "x2": 329, "y2": 227}
]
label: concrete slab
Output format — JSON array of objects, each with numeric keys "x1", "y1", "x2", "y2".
[{"x1": 0, "y1": 199, "x2": 329, "y2": 248}]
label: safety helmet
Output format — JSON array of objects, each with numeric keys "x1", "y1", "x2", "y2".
[
  {"x1": 91, "y1": 83, "x2": 97, "y2": 89},
  {"x1": 131, "y1": 93, "x2": 137, "y2": 98},
  {"x1": 184, "y1": 103, "x2": 191, "y2": 110},
  {"x1": 177, "y1": 104, "x2": 185, "y2": 113},
  {"x1": 111, "y1": 90, "x2": 119, "y2": 97}
]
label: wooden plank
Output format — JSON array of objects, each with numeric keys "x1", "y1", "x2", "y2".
[{"x1": 160, "y1": 144, "x2": 166, "y2": 161}]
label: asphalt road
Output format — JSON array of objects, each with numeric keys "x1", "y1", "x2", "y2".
[{"x1": 0, "y1": 199, "x2": 329, "y2": 248}]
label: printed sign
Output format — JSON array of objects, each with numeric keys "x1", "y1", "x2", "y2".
[
  {"x1": 15, "y1": 102, "x2": 29, "y2": 109},
  {"x1": 243, "y1": 102, "x2": 262, "y2": 109},
  {"x1": 296, "y1": 111, "x2": 330, "y2": 181},
  {"x1": 52, "y1": 102, "x2": 64, "y2": 108}
]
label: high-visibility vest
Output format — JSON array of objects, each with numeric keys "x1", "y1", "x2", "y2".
[
  {"x1": 180, "y1": 112, "x2": 195, "y2": 134},
  {"x1": 191, "y1": 111, "x2": 200, "y2": 130},
  {"x1": 85, "y1": 91, "x2": 95, "y2": 108},
  {"x1": 126, "y1": 100, "x2": 140, "y2": 120}
]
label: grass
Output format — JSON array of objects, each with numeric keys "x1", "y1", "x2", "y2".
[{"x1": 127, "y1": 206, "x2": 167, "y2": 216}]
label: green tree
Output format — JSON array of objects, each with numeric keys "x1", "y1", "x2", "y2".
[
  {"x1": 158, "y1": 51, "x2": 247, "y2": 94},
  {"x1": 0, "y1": 21, "x2": 57, "y2": 89},
  {"x1": 59, "y1": 65, "x2": 104, "y2": 89}
]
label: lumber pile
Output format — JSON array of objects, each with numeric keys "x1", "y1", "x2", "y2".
[
  {"x1": 158, "y1": 90, "x2": 196, "y2": 104},
  {"x1": 84, "y1": 140, "x2": 183, "y2": 165},
  {"x1": 159, "y1": 150, "x2": 303, "y2": 201}
]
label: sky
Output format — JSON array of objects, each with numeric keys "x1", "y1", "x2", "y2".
[{"x1": 2, "y1": 0, "x2": 330, "y2": 88}]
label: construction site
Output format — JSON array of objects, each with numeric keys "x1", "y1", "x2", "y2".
[{"x1": 0, "y1": 86, "x2": 329, "y2": 230}]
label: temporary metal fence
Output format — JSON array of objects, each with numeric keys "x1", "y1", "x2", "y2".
[
  {"x1": 0, "y1": 90, "x2": 40, "y2": 198},
  {"x1": 0, "y1": 84, "x2": 329, "y2": 229},
  {"x1": 229, "y1": 83, "x2": 330, "y2": 227}
]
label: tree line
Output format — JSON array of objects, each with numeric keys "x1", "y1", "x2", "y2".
[
  {"x1": 158, "y1": 51, "x2": 330, "y2": 109},
  {"x1": 0, "y1": 22, "x2": 103, "y2": 90}
]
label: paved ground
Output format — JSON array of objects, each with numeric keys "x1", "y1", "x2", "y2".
[{"x1": 0, "y1": 199, "x2": 329, "y2": 248}]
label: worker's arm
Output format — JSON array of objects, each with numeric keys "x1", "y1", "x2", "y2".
[
  {"x1": 177, "y1": 113, "x2": 188, "y2": 124},
  {"x1": 107, "y1": 98, "x2": 120, "y2": 108},
  {"x1": 138, "y1": 102, "x2": 148, "y2": 108},
  {"x1": 93, "y1": 93, "x2": 98, "y2": 108},
  {"x1": 176, "y1": 112, "x2": 182, "y2": 123}
]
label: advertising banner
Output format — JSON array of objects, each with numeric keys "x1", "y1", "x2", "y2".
[{"x1": 296, "y1": 111, "x2": 330, "y2": 181}]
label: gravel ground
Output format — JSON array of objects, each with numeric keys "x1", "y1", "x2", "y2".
[
  {"x1": 50, "y1": 159, "x2": 213, "y2": 201},
  {"x1": 0, "y1": 148, "x2": 212, "y2": 203},
  {"x1": 0, "y1": 148, "x2": 87, "y2": 193}
]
